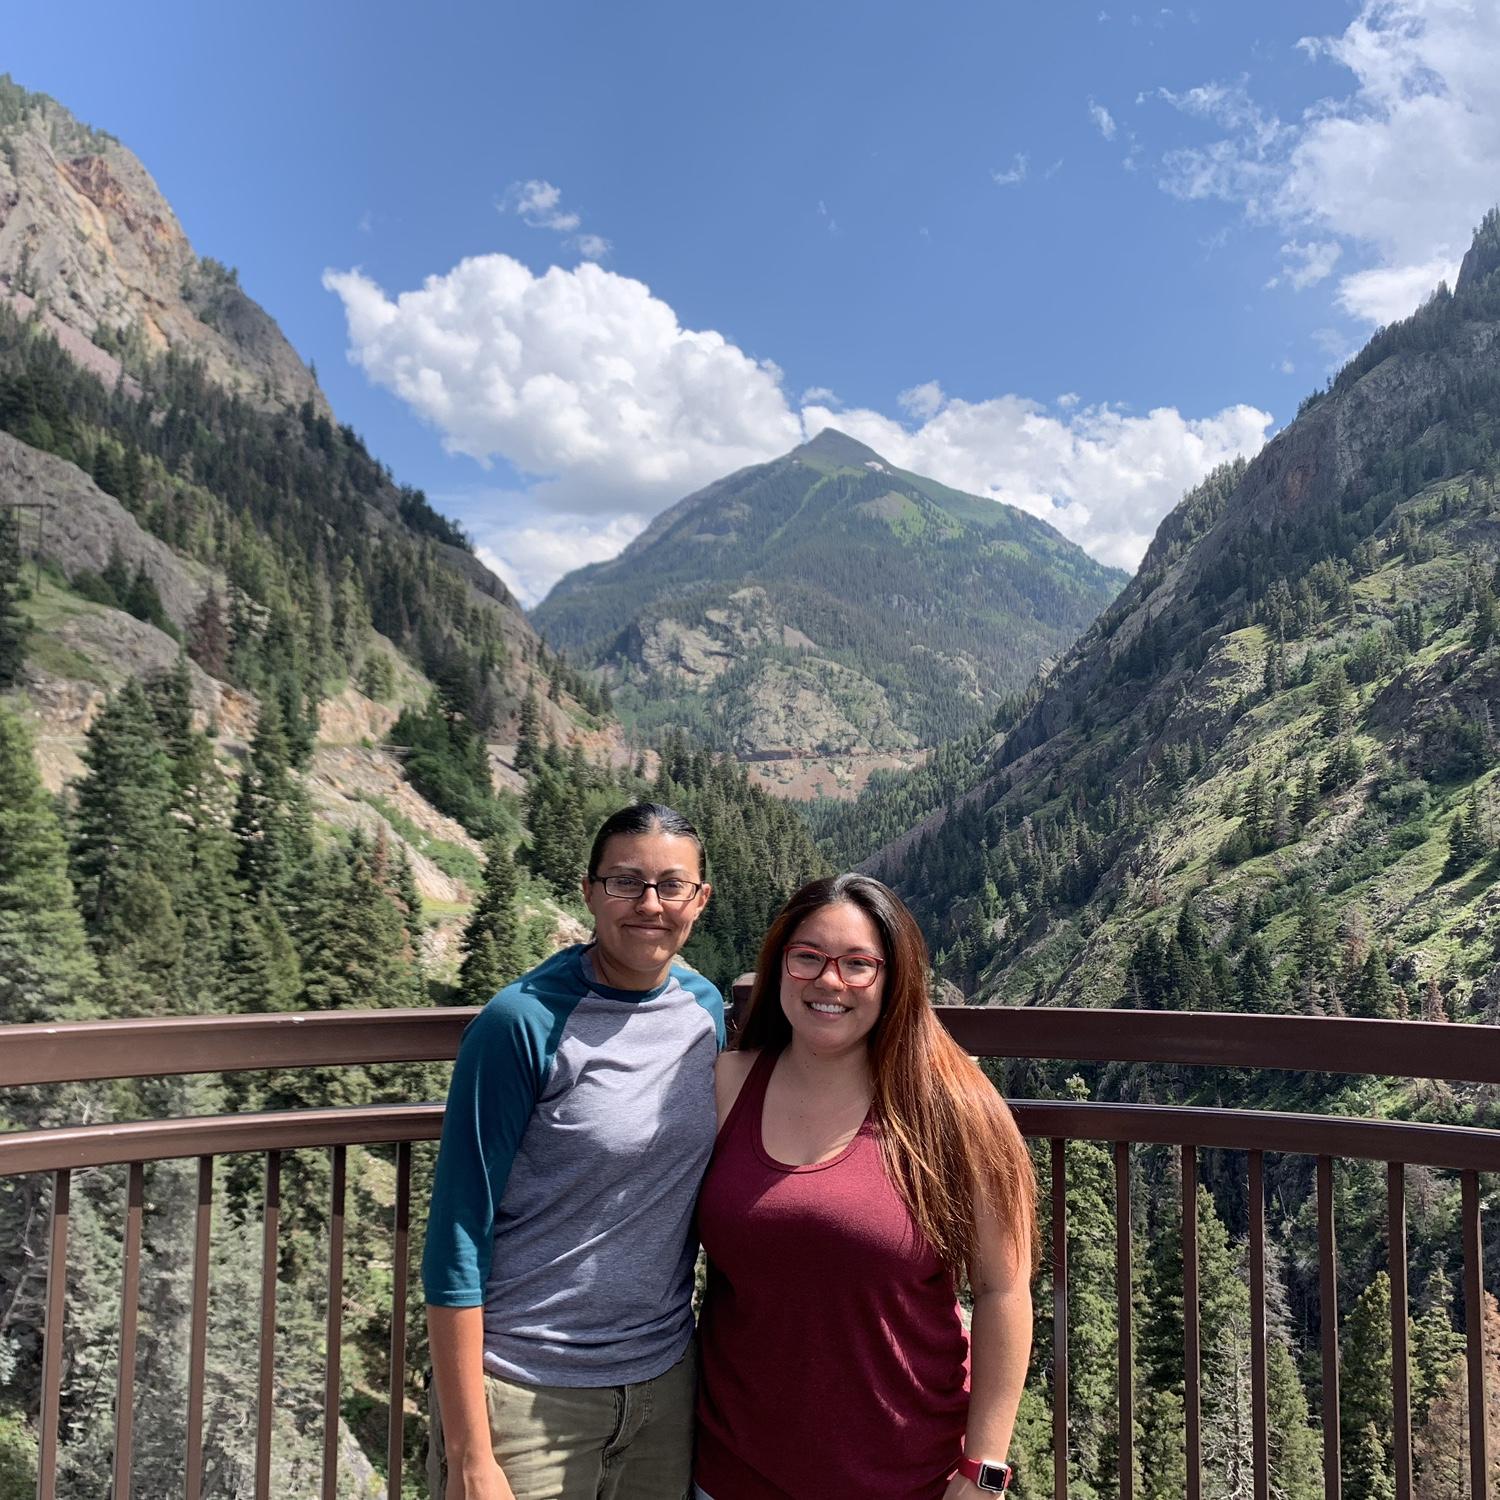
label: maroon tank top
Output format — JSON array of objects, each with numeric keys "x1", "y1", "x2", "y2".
[{"x1": 695, "y1": 1049, "x2": 969, "y2": 1500}]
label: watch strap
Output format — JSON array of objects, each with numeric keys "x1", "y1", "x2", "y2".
[{"x1": 955, "y1": 1456, "x2": 1013, "y2": 1492}]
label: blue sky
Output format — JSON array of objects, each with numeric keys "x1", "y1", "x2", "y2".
[{"x1": 8, "y1": 1, "x2": 1500, "y2": 602}]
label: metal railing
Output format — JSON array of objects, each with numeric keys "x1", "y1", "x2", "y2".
[{"x1": 1, "y1": 1002, "x2": 1496, "y2": 1500}]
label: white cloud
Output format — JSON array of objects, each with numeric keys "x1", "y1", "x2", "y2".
[
  {"x1": 1279, "y1": 358, "x2": 1296, "y2": 375},
  {"x1": 801, "y1": 385, "x2": 840, "y2": 406},
  {"x1": 1336, "y1": 255, "x2": 1458, "y2": 324},
  {"x1": 475, "y1": 516, "x2": 646, "y2": 609},
  {"x1": 799, "y1": 395, "x2": 1271, "y2": 572},
  {"x1": 1057, "y1": 392, "x2": 1081, "y2": 408},
  {"x1": 1151, "y1": 2, "x2": 1500, "y2": 324},
  {"x1": 1278, "y1": 238, "x2": 1342, "y2": 290},
  {"x1": 1089, "y1": 99, "x2": 1118, "y2": 140},
  {"x1": 897, "y1": 381, "x2": 945, "y2": 420},
  {"x1": 992, "y1": 153, "x2": 1029, "y2": 186},
  {"x1": 326, "y1": 255, "x2": 1271, "y2": 596},
  {"x1": 507, "y1": 179, "x2": 582, "y2": 233},
  {"x1": 322, "y1": 255, "x2": 802, "y2": 517},
  {"x1": 504, "y1": 180, "x2": 617, "y2": 263}
]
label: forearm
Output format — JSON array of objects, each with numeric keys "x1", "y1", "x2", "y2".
[
  {"x1": 963, "y1": 1281, "x2": 1033, "y2": 1461},
  {"x1": 428, "y1": 1305, "x2": 501, "y2": 1475}
]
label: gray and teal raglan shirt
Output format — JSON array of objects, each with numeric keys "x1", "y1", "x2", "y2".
[{"x1": 422, "y1": 944, "x2": 724, "y2": 1387}]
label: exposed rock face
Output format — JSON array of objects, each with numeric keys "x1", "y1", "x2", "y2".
[
  {"x1": 0, "y1": 78, "x2": 326, "y2": 414},
  {"x1": 0, "y1": 430, "x2": 209, "y2": 625}
]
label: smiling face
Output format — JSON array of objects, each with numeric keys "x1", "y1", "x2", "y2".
[
  {"x1": 582, "y1": 828, "x2": 710, "y2": 990},
  {"x1": 778, "y1": 900, "x2": 886, "y2": 1058}
]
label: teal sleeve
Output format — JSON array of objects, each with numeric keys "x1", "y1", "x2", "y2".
[
  {"x1": 675, "y1": 967, "x2": 726, "y2": 1050},
  {"x1": 421, "y1": 996, "x2": 550, "y2": 1308}
]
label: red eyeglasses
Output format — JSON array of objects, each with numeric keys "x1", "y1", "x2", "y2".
[{"x1": 783, "y1": 945, "x2": 885, "y2": 988}]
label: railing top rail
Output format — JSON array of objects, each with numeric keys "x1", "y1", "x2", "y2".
[
  {"x1": 0, "y1": 1103, "x2": 446, "y2": 1175},
  {"x1": 8, "y1": 1002, "x2": 1496, "y2": 1090},
  {"x1": 2, "y1": 1097, "x2": 1497, "y2": 1177}
]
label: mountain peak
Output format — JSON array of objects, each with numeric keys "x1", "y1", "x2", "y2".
[{"x1": 792, "y1": 427, "x2": 883, "y2": 468}]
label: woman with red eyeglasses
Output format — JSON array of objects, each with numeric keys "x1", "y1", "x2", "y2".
[{"x1": 693, "y1": 873, "x2": 1037, "y2": 1500}]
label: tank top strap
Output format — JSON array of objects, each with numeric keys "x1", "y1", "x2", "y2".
[{"x1": 720, "y1": 1046, "x2": 780, "y2": 1142}]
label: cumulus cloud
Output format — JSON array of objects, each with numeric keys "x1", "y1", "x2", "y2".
[
  {"x1": 1151, "y1": 2, "x2": 1500, "y2": 324},
  {"x1": 474, "y1": 516, "x2": 646, "y2": 609},
  {"x1": 325, "y1": 255, "x2": 1270, "y2": 599},
  {"x1": 322, "y1": 256, "x2": 801, "y2": 517},
  {"x1": 1336, "y1": 255, "x2": 1459, "y2": 324},
  {"x1": 1089, "y1": 99, "x2": 1118, "y2": 140},
  {"x1": 800, "y1": 392, "x2": 1271, "y2": 572}
]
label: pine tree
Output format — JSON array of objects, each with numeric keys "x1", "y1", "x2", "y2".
[
  {"x1": 1351, "y1": 949, "x2": 1399, "y2": 1019},
  {"x1": 1237, "y1": 935, "x2": 1277, "y2": 1014},
  {"x1": 459, "y1": 836, "x2": 525, "y2": 1004},
  {"x1": 1294, "y1": 758, "x2": 1321, "y2": 824},
  {"x1": 232, "y1": 696, "x2": 312, "y2": 903},
  {"x1": 0, "y1": 703, "x2": 98, "y2": 1024},
  {"x1": 1444, "y1": 792, "x2": 1485, "y2": 875},
  {"x1": 223, "y1": 891, "x2": 302, "y2": 1013},
  {"x1": 0, "y1": 503, "x2": 27, "y2": 689},
  {"x1": 298, "y1": 836, "x2": 413, "y2": 1020},
  {"x1": 1316, "y1": 659, "x2": 1354, "y2": 736},
  {"x1": 1341, "y1": 1272, "x2": 1394, "y2": 1487},
  {"x1": 70, "y1": 678, "x2": 182, "y2": 944},
  {"x1": 1412, "y1": 1293, "x2": 1500, "y2": 1496},
  {"x1": 187, "y1": 584, "x2": 229, "y2": 678},
  {"x1": 515, "y1": 685, "x2": 542, "y2": 772}
]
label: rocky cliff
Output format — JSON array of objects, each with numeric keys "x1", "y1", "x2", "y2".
[{"x1": 0, "y1": 75, "x2": 325, "y2": 414}]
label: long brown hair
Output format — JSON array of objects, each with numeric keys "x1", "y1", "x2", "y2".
[{"x1": 737, "y1": 873, "x2": 1038, "y2": 1283}]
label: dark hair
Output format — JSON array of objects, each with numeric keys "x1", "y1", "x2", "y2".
[
  {"x1": 587, "y1": 802, "x2": 706, "y2": 879},
  {"x1": 737, "y1": 873, "x2": 1037, "y2": 1282}
]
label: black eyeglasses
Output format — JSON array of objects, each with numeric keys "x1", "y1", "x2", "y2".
[
  {"x1": 784, "y1": 945, "x2": 885, "y2": 988},
  {"x1": 590, "y1": 875, "x2": 704, "y2": 905}
]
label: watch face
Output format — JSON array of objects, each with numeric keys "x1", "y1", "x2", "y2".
[{"x1": 978, "y1": 1462, "x2": 1012, "y2": 1492}]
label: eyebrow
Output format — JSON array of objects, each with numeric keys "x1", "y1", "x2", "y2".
[{"x1": 600, "y1": 864, "x2": 695, "y2": 877}]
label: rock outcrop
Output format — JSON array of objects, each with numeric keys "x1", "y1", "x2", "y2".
[{"x1": 0, "y1": 77, "x2": 326, "y2": 414}]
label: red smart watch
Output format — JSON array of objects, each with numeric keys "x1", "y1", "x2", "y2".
[{"x1": 955, "y1": 1456, "x2": 1014, "y2": 1492}]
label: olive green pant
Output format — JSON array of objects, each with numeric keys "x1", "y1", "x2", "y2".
[{"x1": 426, "y1": 1344, "x2": 696, "y2": 1500}]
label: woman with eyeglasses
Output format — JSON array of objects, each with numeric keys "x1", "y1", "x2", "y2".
[
  {"x1": 423, "y1": 803, "x2": 722, "y2": 1500},
  {"x1": 694, "y1": 873, "x2": 1037, "y2": 1500}
]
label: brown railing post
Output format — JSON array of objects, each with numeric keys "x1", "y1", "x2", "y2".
[
  {"x1": 36, "y1": 1169, "x2": 70, "y2": 1500},
  {"x1": 1115, "y1": 1142, "x2": 1134, "y2": 1500},
  {"x1": 1388, "y1": 1163, "x2": 1411, "y2": 1500},
  {"x1": 1461, "y1": 1170, "x2": 1488, "y2": 1500},
  {"x1": 185, "y1": 1156, "x2": 213, "y2": 1500},
  {"x1": 256, "y1": 1151, "x2": 281, "y2": 1500},
  {"x1": 388, "y1": 1141, "x2": 413, "y2": 1500},
  {"x1": 1317, "y1": 1156, "x2": 1341, "y2": 1500},
  {"x1": 1249, "y1": 1151, "x2": 1269, "y2": 1500},
  {"x1": 1182, "y1": 1145, "x2": 1201, "y2": 1500},
  {"x1": 322, "y1": 1145, "x2": 347, "y2": 1500},
  {"x1": 1052, "y1": 1138, "x2": 1069, "y2": 1500},
  {"x1": 113, "y1": 1160, "x2": 145, "y2": 1500}
]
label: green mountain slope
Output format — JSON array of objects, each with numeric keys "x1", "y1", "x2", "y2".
[
  {"x1": 840, "y1": 211, "x2": 1500, "y2": 1025},
  {"x1": 532, "y1": 429, "x2": 1127, "y2": 774}
]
